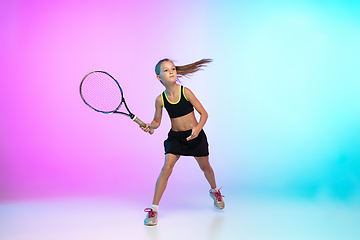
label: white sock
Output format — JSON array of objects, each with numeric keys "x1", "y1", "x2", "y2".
[
  {"x1": 211, "y1": 187, "x2": 219, "y2": 192},
  {"x1": 152, "y1": 204, "x2": 158, "y2": 212}
]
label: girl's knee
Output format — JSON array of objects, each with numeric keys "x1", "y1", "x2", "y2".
[
  {"x1": 199, "y1": 163, "x2": 212, "y2": 172},
  {"x1": 161, "y1": 164, "x2": 174, "y2": 178}
]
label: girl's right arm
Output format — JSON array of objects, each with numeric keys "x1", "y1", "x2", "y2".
[{"x1": 141, "y1": 95, "x2": 163, "y2": 132}]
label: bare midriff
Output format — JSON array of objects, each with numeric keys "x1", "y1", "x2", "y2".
[{"x1": 170, "y1": 111, "x2": 198, "y2": 132}]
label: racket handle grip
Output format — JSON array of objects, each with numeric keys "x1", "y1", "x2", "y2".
[{"x1": 132, "y1": 116, "x2": 154, "y2": 135}]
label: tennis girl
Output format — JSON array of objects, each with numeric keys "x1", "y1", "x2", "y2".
[{"x1": 141, "y1": 58, "x2": 224, "y2": 226}]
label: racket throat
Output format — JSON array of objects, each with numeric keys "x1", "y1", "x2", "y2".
[{"x1": 129, "y1": 113, "x2": 136, "y2": 120}]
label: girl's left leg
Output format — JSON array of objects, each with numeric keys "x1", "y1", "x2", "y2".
[
  {"x1": 194, "y1": 156, "x2": 217, "y2": 189},
  {"x1": 195, "y1": 156, "x2": 225, "y2": 210}
]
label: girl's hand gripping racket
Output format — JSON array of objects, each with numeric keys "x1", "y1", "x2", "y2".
[{"x1": 80, "y1": 71, "x2": 154, "y2": 134}]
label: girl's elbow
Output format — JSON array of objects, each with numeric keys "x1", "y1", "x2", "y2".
[{"x1": 202, "y1": 111, "x2": 208, "y2": 119}]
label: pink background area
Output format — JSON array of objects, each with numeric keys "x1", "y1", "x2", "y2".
[{"x1": 0, "y1": 0, "x2": 216, "y2": 201}]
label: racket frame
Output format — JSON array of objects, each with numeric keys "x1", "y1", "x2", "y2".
[{"x1": 80, "y1": 70, "x2": 154, "y2": 134}]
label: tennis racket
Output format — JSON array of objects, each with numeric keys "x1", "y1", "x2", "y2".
[{"x1": 80, "y1": 70, "x2": 154, "y2": 134}]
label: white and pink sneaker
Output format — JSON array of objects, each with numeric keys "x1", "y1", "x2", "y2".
[
  {"x1": 144, "y1": 208, "x2": 158, "y2": 226},
  {"x1": 210, "y1": 188, "x2": 225, "y2": 210}
]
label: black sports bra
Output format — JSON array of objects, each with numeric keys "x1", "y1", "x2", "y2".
[{"x1": 161, "y1": 85, "x2": 194, "y2": 119}]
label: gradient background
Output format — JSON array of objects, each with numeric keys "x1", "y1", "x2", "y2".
[{"x1": 1, "y1": 0, "x2": 360, "y2": 207}]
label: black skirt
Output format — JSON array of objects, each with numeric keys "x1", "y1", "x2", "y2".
[{"x1": 164, "y1": 129, "x2": 209, "y2": 157}]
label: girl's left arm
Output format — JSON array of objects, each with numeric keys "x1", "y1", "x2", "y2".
[{"x1": 184, "y1": 87, "x2": 208, "y2": 140}]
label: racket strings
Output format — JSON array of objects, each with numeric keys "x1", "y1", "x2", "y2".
[{"x1": 81, "y1": 72, "x2": 122, "y2": 112}]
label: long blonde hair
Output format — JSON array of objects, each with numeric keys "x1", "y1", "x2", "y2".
[{"x1": 155, "y1": 58, "x2": 212, "y2": 79}]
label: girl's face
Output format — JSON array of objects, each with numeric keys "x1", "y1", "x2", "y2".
[{"x1": 157, "y1": 61, "x2": 177, "y2": 84}]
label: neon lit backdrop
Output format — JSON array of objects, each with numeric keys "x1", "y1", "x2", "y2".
[{"x1": 0, "y1": 0, "x2": 359, "y2": 202}]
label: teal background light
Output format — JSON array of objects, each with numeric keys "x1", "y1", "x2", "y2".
[{"x1": 203, "y1": 0, "x2": 360, "y2": 200}]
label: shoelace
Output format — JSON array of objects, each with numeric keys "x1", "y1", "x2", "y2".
[
  {"x1": 213, "y1": 187, "x2": 225, "y2": 201},
  {"x1": 144, "y1": 208, "x2": 156, "y2": 218}
]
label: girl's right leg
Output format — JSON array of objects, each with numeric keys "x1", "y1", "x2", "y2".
[
  {"x1": 152, "y1": 153, "x2": 180, "y2": 205},
  {"x1": 144, "y1": 153, "x2": 180, "y2": 226}
]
